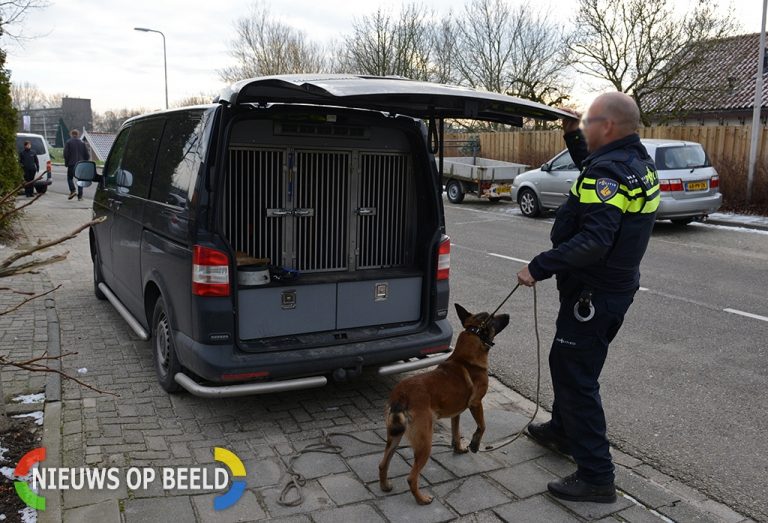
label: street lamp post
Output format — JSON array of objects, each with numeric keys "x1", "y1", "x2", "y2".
[{"x1": 134, "y1": 27, "x2": 168, "y2": 109}]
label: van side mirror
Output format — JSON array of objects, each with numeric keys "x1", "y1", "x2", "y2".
[
  {"x1": 74, "y1": 161, "x2": 98, "y2": 182},
  {"x1": 540, "y1": 163, "x2": 550, "y2": 172}
]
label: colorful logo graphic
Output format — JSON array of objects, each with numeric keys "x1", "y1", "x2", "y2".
[
  {"x1": 14, "y1": 447, "x2": 46, "y2": 511},
  {"x1": 213, "y1": 447, "x2": 246, "y2": 511}
]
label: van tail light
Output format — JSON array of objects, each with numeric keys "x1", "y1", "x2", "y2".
[
  {"x1": 192, "y1": 245, "x2": 230, "y2": 297},
  {"x1": 45, "y1": 160, "x2": 52, "y2": 172},
  {"x1": 710, "y1": 175, "x2": 719, "y2": 189},
  {"x1": 660, "y1": 179, "x2": 684, "y2": 192},
  {"x1": 437, "y1": 235, "x2": 450, "y2": 281}
]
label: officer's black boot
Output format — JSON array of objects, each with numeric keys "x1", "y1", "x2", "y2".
[
  {"x1": 547, "y1": 473, "x2": 617, "y2": 503},
  {"x1": 527, "y1": 421, "x2": 571, "y2": 455}
]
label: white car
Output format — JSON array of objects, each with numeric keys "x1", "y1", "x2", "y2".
[
  {"x1": 511, "y1": 139, "x2": 723, "y2": 225},
  {"x1": 16, "y1": 132, "x2": 53, "y2": 173}
]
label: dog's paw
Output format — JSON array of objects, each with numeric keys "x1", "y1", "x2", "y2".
[
  {"x1": 469, "y1": 440, "x2": 480, "y2": 453},
  {"x1": 453, "y1": 444, "x2": 469, "y2": 454},
  {"x1": 416, "y1": 494, "x2": 434, "y2": 505},
  {"x1": 380, "y1": 481, "x2": 393, "y2": 492}
]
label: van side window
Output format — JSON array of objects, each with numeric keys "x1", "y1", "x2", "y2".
[
  {"x1": 150, "y1": 112, "x2": 205, "y2": 207},
  {"x1": 103, "y1": 128, "x2": 131, "y2": 189},
  {"x1": 117, "y1": 119, "x2": 165, "y2": 198}
]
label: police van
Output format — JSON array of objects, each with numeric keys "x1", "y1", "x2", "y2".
[{"x1": 75, "y1": 75, "x2": 568, "y2": 397}]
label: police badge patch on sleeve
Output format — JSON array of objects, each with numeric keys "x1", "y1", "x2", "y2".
[{"x1": 595, "y1": 178, "x2": 619, "y2": 202}]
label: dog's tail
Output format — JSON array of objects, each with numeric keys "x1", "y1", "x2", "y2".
[{"x1": 387, "y1": 400, "x2": 408, "y2": 438}]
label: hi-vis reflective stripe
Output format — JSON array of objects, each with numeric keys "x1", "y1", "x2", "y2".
[{"x1": 578, "y1": 177, "x2": 659, "y2": 214}]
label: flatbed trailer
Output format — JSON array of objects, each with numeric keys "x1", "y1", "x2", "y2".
[{"x1": 441, "y1": 156, "x2": 529, "y2": 203}]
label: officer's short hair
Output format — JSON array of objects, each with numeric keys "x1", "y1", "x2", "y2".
[
  {"x1": 600, "y1": 93, "x2": 640, "y2": 132},
  {"x1": 23, "y1": 140, "x2": 31, "y2": 146},
  {"x1": 70, "y1": 129, "x2": 79, "y2": 138}
]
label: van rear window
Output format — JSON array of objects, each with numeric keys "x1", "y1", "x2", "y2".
[{"x1": 655, "y1": 145, "x2": 710, "y2": 170}]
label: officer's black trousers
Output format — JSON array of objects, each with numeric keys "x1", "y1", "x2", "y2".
[{"x1": 548, "y1": 288, "x2": 635, "y2": 485}]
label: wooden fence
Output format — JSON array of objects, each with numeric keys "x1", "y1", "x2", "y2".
[{"x1": 445, "y1": 126, "x2": 768, "y2": 209}]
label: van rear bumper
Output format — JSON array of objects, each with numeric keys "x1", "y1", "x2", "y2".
[{"x1": 172, "y1": 319, "x2": 452, "y2": 389}]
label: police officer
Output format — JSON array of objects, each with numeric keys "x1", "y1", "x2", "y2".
[
  {"x1": 19, "y1": 140, "x2": 39, "y2": 197},
  {"x1": 516, "y1": 92, "x2": 659, "y2": 503}
]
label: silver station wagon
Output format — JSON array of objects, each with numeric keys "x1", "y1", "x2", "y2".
[{"x1": 511, "y1": 139, "x2": 722, "y2": 225}]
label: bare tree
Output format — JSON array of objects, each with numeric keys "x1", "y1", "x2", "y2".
[
  {"x1": 340, "y1": 3, "x2": 434, "y2": 81},
  {"x1": 430, "y1": 13, "x2": 459, "y2": 84},
  {"x1": 92, "y1": 108, "x2": 145, "y2": 133},
  {"x1": 0, "y1": 0, "x2": 51, "y2": 41},
  {"x1": 172, "y1": 93, "x2": 217, "y2": 108},
  {"x1": 10, "y1": 80, "x2": 44, "y2": 111},
  {"x1": 568, "y1": 0, "x2": 738, "y2": 124},
  {"x1": 220, "y1": 2, "x2": 327, "y2": 83},
  {"x1": 452, "y1": 0, "x2": 571, "y2": 101}
]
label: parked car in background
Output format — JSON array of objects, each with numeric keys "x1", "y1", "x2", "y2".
[
  {"x1": 511, "y1": 139, "x2": 722, "y2": 225},
  {"x1": 16, "y1": 132, "x2": 53, "y2": 176}
]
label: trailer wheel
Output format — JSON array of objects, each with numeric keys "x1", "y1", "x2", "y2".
[
  {"x1": 446, "y1": 180, "x2": 465, "y2": 204},
  {"x1": 518, "y1": 189, "x2": 541, "y2": 217}
]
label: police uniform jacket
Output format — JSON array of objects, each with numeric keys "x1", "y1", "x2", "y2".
[{"x1": 528, "y1": 131, "x2": 660, "y2": 294}]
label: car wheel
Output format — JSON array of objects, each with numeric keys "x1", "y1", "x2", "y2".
[
  {"x1": 518, "y1": 189, "x2": 541, "y2": 217},
  {"x1": 152, "y1": 297, "x2": 182, "y2": 393},
  {"x1": 93, "y1": 252, "x2": 106, "y2": 301},
  {"x1": 671, "y1": 218, "x2": 694, "y2": 226},
  {"x1": 446, "y1": 180, "x2": 465, "y2": 204}
]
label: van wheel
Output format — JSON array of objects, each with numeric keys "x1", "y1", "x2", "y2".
[
  {"x1": 152, "y1": 297, "x2": 182, "y2": 393},
  {"x1": 518, "y1": 189, "x2": 541, "y2": 217},
  {"x1": 446, "y1": 180, "x2": 465, "y2": 204},
  {"x1": 93, "y1": 252, "x2": 106, "y2": 300},
  {"x1": 671, "y1": 218, "x2": 694, "y2": 226}
]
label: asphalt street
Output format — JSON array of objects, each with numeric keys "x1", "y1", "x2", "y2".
[{"x1": 442, "y1": 197, "x2": 768, "y2": 521}]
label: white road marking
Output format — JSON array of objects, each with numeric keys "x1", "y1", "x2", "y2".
[
  {"x1": 488, "y1": 252, "x2": 530, "y2": 264},
  {"x1": 456, "y1": 245, "x2": 768, "y2": 326},
  {"x1": 723, "y1": 308, "x2": 768, "y2": 323}
]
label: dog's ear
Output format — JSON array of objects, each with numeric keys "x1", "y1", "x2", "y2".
[
  {"x1": 455, "y1": 303, "x2": 472, "y2": 326},
  {"x1": 492, "y1": 314, "x2": 510, "y2": 336}
]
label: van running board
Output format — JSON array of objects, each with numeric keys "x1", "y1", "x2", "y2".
[
  {"x1": 174, "y1": 350, "x2": 453, "y2": 398},
  {"x1": 378, "y1": 350, "x2": 453, "y2": 376},
  {"x1": 98, "y1": 283, "x2": 150, "y2": 341},
  {"x1": 174, "y1": 373, "x2": 327, "y2": 398}
]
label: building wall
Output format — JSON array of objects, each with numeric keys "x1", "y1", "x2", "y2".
[{"x1": 18, "y1": 97, "x2": 93, "y2": 145}]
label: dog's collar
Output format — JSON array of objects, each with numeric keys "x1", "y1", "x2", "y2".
[{"x1": 466, "y1": 326, "x2": 494, "y2": 347}]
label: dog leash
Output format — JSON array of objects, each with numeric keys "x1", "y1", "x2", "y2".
[{"x1": 480, "y1": 284, "x2": 542, "y2": 452}]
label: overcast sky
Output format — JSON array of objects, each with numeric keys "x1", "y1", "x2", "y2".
[{"x1": 3, "y1": 0, "x2": 765, "y2": 114}]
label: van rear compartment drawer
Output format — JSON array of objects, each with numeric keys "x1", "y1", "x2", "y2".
[
  {"x1": 238, "y1": 284, "x2": 336, "y2": 339},
  {"x1": 336, "y1": 277, "x2": 422, "y2": 329}
]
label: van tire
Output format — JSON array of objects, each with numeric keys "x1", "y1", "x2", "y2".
[
  {"x1": 446, "y1": 180, "x2": 465, "y2": 204},
  {"x1": 518, "y1": 189, "x2": 541, "y2": 217},
  {"x1": 93, "y1": 252, "x2": 106, "y2": 301},
  {"x1": 152, "y1": 297, "x2": 182, "y2": 393}
]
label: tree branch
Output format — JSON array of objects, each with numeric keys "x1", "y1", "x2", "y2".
[{"x1": 0, "y1": 284, "x2": 60, "y2": 316}]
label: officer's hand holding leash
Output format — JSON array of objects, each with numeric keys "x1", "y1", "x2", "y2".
[{"x1": 516, "y1": 265, "x2": 537, "y2": 287}]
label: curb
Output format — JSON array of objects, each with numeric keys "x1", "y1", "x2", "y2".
[
  {"x1": 705, "y1": 218, "x2": 768, "y2": 232},
  {"x1": 40, "y1": 291, "x2": 63, "y2": 523}
]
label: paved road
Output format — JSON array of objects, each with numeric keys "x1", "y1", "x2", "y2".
[{"x1": 443, "y1": 197, "x2": 768, "y2": 521}]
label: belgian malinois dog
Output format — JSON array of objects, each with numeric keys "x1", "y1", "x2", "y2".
[{"x1": 378, "y1": 304, "x2": 510, "y2": 505}]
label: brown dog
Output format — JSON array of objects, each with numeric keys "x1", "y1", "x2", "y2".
[{"x1": 378, "y1": 304, "x2": 510, "y2": 505}]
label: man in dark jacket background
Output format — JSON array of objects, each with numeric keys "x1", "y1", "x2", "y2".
[
  {"x1": 63, "y1": 129, "x2": 90, "y2": 201},
  {"x1": 19, "y1": 140, "x2": 39, "y2": 197},
  {"x1": 517, "y1": 92, "x2": 659, "y2": 504}
]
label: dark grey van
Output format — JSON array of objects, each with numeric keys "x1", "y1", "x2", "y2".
[{"x1": 75, "y1": 75, "x2": 567, "y2": 397}]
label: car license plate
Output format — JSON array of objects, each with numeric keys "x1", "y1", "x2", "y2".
[{"x1": 686, "y1": 181, "x2": 707, "y2": 191}]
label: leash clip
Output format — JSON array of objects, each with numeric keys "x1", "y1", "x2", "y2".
[{"x1": 574, "y1": 290, "x2": 595, "y2": 322}]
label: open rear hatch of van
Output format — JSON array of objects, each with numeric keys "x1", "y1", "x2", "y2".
[{"x1": 217, "y1": 75, "x2": 570, "y2": 352}]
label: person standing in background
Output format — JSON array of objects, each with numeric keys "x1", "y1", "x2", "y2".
[
  {"x1": 19, "y1": 140, "x2": 39, "y2": 197},
  {"x1": 63, "y1": 129, "x2": 90, "y2": 201}
]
